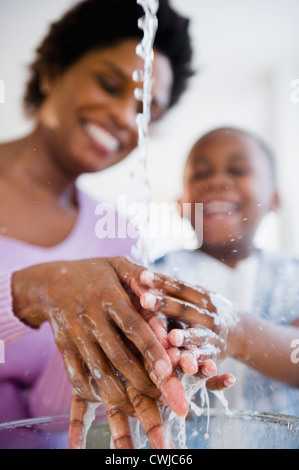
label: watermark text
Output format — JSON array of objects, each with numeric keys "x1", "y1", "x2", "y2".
[
  {"x1": 290, "y1": 339, "x2": 299, "y2": 364},
  {"x1": 94, "y1": 195, "x2": 203, "y2": 248}
]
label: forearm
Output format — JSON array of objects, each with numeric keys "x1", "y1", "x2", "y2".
[
  {"x1": 231, "y1": 312, "x2": 299, "y2": 387},
  {"x1": 0, "y1": 270, "x2": 33, "y2": 344}
]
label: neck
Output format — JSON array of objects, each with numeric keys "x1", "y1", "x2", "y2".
[{"x1": 0, "y1": 126, "x2": 77, "y2": 204}]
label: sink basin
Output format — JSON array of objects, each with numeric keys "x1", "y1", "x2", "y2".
[{"x1": 0, "y1": 409, "x2": 298, "y2": 449}]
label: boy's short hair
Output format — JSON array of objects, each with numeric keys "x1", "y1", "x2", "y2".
[{"x1": 23, "y1": 0, "x2": 194, "y2": 116}]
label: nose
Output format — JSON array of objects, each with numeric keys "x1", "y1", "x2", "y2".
[{"x1": 203, "y1": 171, "x2": 234, "y2": 193}]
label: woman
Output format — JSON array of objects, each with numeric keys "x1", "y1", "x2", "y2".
[{"x1": 0, "y1": 0, "x2": 232, "y2": 449}]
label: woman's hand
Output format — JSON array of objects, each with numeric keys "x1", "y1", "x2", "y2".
[{"x1": 11, "y1": 257, "x2": 190, "y2": 415}]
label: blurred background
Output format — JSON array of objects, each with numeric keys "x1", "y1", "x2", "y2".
[{"x1": 0, "y1": 0, "x2": 299, "y2": 259}]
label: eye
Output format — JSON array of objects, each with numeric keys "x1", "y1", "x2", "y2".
[
  {"x1": 94, "y1": 74, "x2": 123, "y2": 96},
  {"x1": 228, "y1": 166, "x2": 250, "y2": 177},
  {"x1": 191, "y1": 169, "x2": 211, "y2": 180}
]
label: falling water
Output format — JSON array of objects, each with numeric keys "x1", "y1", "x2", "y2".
[
  {"x1": 128, "y1": 0, "x2": 211, "y2": 449},
  {"x1": 130, "y1": 0, "x2": 159, "y2": 267},
  {"x1": 127, "y1": 0, "x2": 235, "y2": 450}
]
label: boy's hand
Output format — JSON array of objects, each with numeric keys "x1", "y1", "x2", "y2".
[{"x1": 113, "y1": 258, "x2": 237, "y2": 392}]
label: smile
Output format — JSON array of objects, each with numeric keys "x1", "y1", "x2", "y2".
[
  {"x1": 82, "y1": 121, "x2": 120, "y2": 154},
  {"x1": 203, "y1": 200, "x2": 238, "y2": 216}
]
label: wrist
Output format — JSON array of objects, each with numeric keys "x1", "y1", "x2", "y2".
[
  {"x1": 11, "y1": 266, "x2": 48, "y2": 328},
  {"x1": 228, "y1": 311, "x2": 250, "y2": 362}
]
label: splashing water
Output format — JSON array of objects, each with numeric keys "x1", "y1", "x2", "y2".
[
  {"x1": 130, "y1": 0, "x2": 159, "y2": 267},
  {"x1": 127, "y1": 0, "x2": 234, "y2": 450}
]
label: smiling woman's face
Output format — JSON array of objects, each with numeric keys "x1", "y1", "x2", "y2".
[
  {"x1": 38, "y1": 39, "x2": 173, "y2": 176},
  {"x1": 181, "y1": 130, "x2": 278, "y2": 252}
]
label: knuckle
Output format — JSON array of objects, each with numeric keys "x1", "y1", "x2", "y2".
[
  {"x1": 69, "y1": 418, "x2": 83, "y2": 429},
  {"x1": 109, "y1": 348, "x2": 130, "y2": 369},
  {"x1": 177, "y1": 280, "x2": 187, "y2": 293},
  {"x1": 130, "y1": 392, "x2": 152, "y2": 413},
  {"x1": 113, "y1": 435, "x2": 132, "y2": 449},
  {"x1": 122, "y1": 313, "x2": 142, "y2": 335},
  {"x1": 179, "y1": 301, "x2": 190, "y2": 316},
  {"x1": 106, "y1": 405, "x2": 121, "y2": 419}
]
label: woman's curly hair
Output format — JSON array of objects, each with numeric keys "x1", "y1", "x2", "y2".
[{"x1": 24, "y1": 0, "x2": 194, "y2": 116}]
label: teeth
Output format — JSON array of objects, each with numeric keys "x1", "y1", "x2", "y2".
[
  {"x1": 204, "y1": 201, "x2": 236, "y2": 215},
  {"x1": 84, "y1": 123, "x2": 119, "y2": 152}
]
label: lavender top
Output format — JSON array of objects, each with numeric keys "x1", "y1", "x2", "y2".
[{"x1": 0, "y1": 188, "x2": 135, "y2": 423}]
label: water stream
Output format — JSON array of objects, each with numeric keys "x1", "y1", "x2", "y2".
[
  {"x1": 130, "y1": 0, "x2": 159, "y2": 267},
  {"x1": 128, "y1": 0, "x2": 214, "y2": 449}
]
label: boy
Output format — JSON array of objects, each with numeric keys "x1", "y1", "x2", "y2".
[{"x1": 144, "y1": 127, "x2": 299, "y2": 416}]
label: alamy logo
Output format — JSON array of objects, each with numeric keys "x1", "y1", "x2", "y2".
[
  {"x1": 94, "y1": 195, "x2": 203, "y2": 247},
  {"x1": 0, "y1": 340, "x2": 4, "y2": 364},
  {"x1": 0, "y1": 79, "x2": 5, "y2": 104}
]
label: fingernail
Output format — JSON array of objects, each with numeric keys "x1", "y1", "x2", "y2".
[
  {"x1": 201, "y1": 359, "x2": 217, "y2": 377},
  {"x1": 140, "y1": 270, "x2": 155, "y2": 285},
  {"x1": 224, "y1": 376, "x2": 236, "y2": 388},
  {"x1": 155, "y1": 359, "x2": 172, "y2": 379},
  {"x1": 141, "y1": 292, "x2": 157, "y2": 309},
  {"x1": 171, "y1": 330, "x2": 184, "y2": 347}
]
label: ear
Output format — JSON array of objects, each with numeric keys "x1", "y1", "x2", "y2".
[
  {"x1": 40, "y1": 68, "x2": 59, "y2": 97},
  {"x1": 40, "y1": 72, "x2": 51, "y2": 97},
  {"x1": 269, "y1": 190, "x2": 280, "y2": 212}
]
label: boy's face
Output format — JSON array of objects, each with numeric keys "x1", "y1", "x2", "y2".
[{"x1": 181, "y1": 130, "x2": 278, "y2": 250}]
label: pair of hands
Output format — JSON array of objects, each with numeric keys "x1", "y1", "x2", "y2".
[{"x1": 12, "y1": 256, "x2": 237, "y2": 449}]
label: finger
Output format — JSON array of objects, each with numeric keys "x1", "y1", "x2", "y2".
[
  {"x1": 125, "y1": 382, "x2": 174, "y2": 449},
  {"x1": 88, "y1": 313, "x2": 160, "y2": 398},
  {"x1": 206, "y1": 373, "x2": 236, "y2": 392},
  {"x1": 140, "y1": 292, "x2": 215, "y2": 329},
  {"x1": 140, "y1": 269, "x2": 212, "y2": 308},
  {"x1": 109, "y1": 256, "x2": 149, "y2": 297},
  {"x1": 166, "y1": 347, "x2": 180, "y2": 366},
  {"x1": 179, "y1": 349, "x2": 199, "y2": 375},
  {"x1": 68, "y1": 392, "x2": 99, "y2": 450},
  {"x1": 197, "y1": 359, "x2": 218, "y2": 378},
  {"x1": 97, "y1": 258, "x2": 174, "y2": 384},
  {"x1": 62, "y1": 349, "x2": 101, "y2": 402},
  {"x1": 147, "y1": 313, "x2": 169, "y2": 349},
  {"x1": 168, "y1": 327, "x2": 217, "y2": 348},
  {"x1": 101, "y1": 392, "x2": 134, "y2": 449},
  {"x1": 175, "y1": 348, "x2": 218, "y2": 378},
  {"x1": 160, "y1": 375, "x2": 189, "y2": 417},
  {"x1": 105, "y1": 290, "x2": 173, "y2": 382},
  {"x1": 144, "y1": 361, "x2": 189, "y2": 418},
  {"x1": 69, "y1": 323, "x2": 134, "y2": 414},
  {"x1": 126, "y1": 288, "x2": 169, "y2": 349}
]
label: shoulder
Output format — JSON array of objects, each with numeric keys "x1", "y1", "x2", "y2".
[{"x1": 258, "y1": 248, "x2": 299, "y2": 271}]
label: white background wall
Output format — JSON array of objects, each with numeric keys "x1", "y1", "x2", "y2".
[{"x1": 0, "y1": 0, "x2": 299, "y2": 259}]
